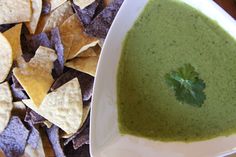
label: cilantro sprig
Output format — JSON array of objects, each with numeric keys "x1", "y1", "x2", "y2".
[{"x1": 165, "y1": 64, "x2": 206, "y2": 107}]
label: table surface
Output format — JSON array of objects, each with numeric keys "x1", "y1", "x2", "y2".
[{"x1": 44, "y1": 1, "x2": 236, "y2": 157}]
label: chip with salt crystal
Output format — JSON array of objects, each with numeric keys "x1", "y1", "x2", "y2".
[
  {"x1": 0, "y1": 82, "x2": 13, "y2": 133},
  {"x1": 0, "y1": 33, "x2": 13, "y2": 83},
  {"x1": 65, "y1": 56, "x2": 99, "y2": 77},
  {"x1": 0, "y1": 0, "x2": 31, "y2": 25},
  {"x1": 13, "y1": 46, "x2": 57, "y2": 106},
  {"x1": 23, "y1": 78, "x2": 83, "y2": 134},
  {"x1": 25, "y1": 0, "x2": 43, "y2": 34},
  {"x1": 60, "y1": 14, "x2": 99, "y2": 60}
]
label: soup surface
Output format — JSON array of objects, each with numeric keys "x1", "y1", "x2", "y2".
[{"x1": 117, "y1": 0, "x2": 236, "y2": 141}]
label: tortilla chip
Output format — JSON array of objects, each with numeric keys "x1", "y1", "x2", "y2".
[
  {"x1": 25, "y1": 109, "x2": 46, "y2": 124},
  {"x1": 12, "y1": 101, "x2": 26, "y2": 118},
  {"x1": 13, "y1": 46, "x2": 57, "y2": 106},
  {"x1": 0, "y1": 33, "x2": 13, "y2": 82},
  {"x1": 72, "y1": 126, "x2": 89, "y2": 149},
  {"x1": 73, "y1": 0, "x2": 95, "y2": 10},
  {"x1": 86, "y1": 0, "x2": 124, "y2": 38},
  {"x1": 10, "y1": 84, "x2": 28, "y2": 101},
  {"x1": 0, "y1": 116, "x2": 29, "y2": 157},
  {"x1": 60, "y1": 14, "x2": 99, "y2": 60},
  {"x1": 51, "y1": 27, "x2": 64, "y2": 77},
  {"x1": 22, "y1": 139, "x2": 45, "y2": 157},
  {"x1": 49, "y1": 0, "x2": 67, "y2": 11},
  {"x1": 72, "y1": 0, "x2": 100, "y2": 26},
  {"x1": 25, "y1": 0, "x2": 42, "y2": 34},
  {"x1": 23, "y1": 78, "x2": 83, "y2": 134},
  {"x1": 46, "y1": 125, "x2": 65, "y2": 157},
  {"x1": 3, "y1": 24, "x2": 23, "y2": 64},
  {"x1": 64, "y1": 144, "x2": 90, "y2": 157},
  {"x1": 0, "y1": 82, "x2": 13, "y2": 133},
  {"x1": 0, "y1": 0, "x2": 32, "y2": 25},
  {"x1": 42, "y1": 0, "x2": 51, "y2": 15},
  {"x1": 0, "y1": 24, "x2": 15, "y2": 33},
  {"x1": 43, "y1": 121, "x2": 53, "y2": 128},
  {"x1": 79, "y1": 45, "x2": 100, "y2": 57},
  {"x1": 36, "y1": 1, "x2": 73, "y2": 33},
  {"x1": 65, "y1": 56, "x2": 99, "y2": 76}
]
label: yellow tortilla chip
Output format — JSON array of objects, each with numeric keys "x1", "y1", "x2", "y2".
[
  {"x1": 3, "y1": 24, "x2": 23, "y2": 63},
  {"x1": 49, "y1": 0, "x2": 67, "y2": 11},
  {"x1": 36, "y1": 1, "x2": 73, "y2": 33},
  {"x1": 13, "y1": 46, "x2": 57, "y2": 106},
  {"x1": 25, "y1": 0, "x2": 42, "y2": 34},
  {"x1": 78, "y1": 47, "x2": 97, "y2": 57},
  {"x1": 60, "y1": 14, "x2": 99, "y2": 60},
  {"x1": 23, "y1": 78, "x2": 83, "y2": 134},
  {"x1": 0, "y1": 0, "x2": 32, "y2": 25},
  {"x1": 61, "y1": 34, "x2": 74, "y2": 60},
  {"x1": 43, "y1": 121, "x2": 52, "y2": 128},
  {"x1": 0, "y1": 33, "x2": 13, "y2": 83},
  {"x1": 0, "y1": 82, "x2": 13, "y2": 133},
  {"x1": 73, "y1": 0, "x2": 95, "y2": 9},
  {"x1": 65, "y1": 56, "x2": 99, "y2": 76}
]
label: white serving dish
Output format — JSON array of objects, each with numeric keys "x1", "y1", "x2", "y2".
[{"x1": 90, "y1": 0, "x2": 236, "y2": 156}]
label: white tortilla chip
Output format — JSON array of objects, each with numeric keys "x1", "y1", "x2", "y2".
[
  {"x1": 73, "y1": 0, "x2": 95, "y2": 9},
  {"x1": 65, "y1": 56, "x2": 99, "y2": 76},
  {"x1": 0, "y1": 0, "x2": 32, "y2": 25},
  {"x1": 60, "y1": 14, "x2": 99, "y2": 60},
  {"x1": 23, "y1": 78, "x2": 83, "y2": 134},
  {"x1": 13, "y1": 46, "x2": 57, "y2": 106},
  {"x1": 0, "y1": 33, "x2": 13, "y2": 83},
  {"x1": 36, "y1": 1, "x2": 73, "y2": 33},
  {"x1": 25, "y1": 0, "x2": 42, "y2": 34},
  {"x1": 0, "y1": 82, "x2": 13, "y2": 133},
  {"x1": 49, "y1": 0, "x2": 67, "y2": 11}
]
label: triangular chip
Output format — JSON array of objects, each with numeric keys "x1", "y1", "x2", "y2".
[
  {"x1": 49, "y1": 0, "x2": 67, "y2": 11},
  {"x1": 0, "y1": 0, "x2": 32, "y2": 25},
  {"x1": 60, "y1": 14, "x2": 99, "y2": 60},
  {"x1": 36, "y1": 1, "x2": 73, "y2": 33},
  {"x1": 23, "y1": 78, "x2": 83, "y2": 134},
  {"x1": 0, "y1": 82, "x2": 13, "y2": 133},
  {"x1": 25, "y1": 0, "x2": 43, "y2": 34},
  {"x1": 73, "y1": 0, "x2": 95, "y2": 9},
  {"x1": 13, "y1": 46, "x2": 57, "y2": 106},
  {"x1": 65, "y1": 56, "x2": 99, "y2": 76},
  {"x1": 3, "y1": 24, "x2": 23, "y2": 63},
  {"x1": 0, "y1": 33, "x2": 13, "y2": 82}
]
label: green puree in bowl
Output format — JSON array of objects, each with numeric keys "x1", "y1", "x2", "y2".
[{"x1": 117, "y1": 0, "x2": 236, "y2": 141}]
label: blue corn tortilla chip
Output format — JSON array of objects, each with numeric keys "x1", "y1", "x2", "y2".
[
  {"x1": 12, "y1": 75, "x2": 24, "y2": 90},
  {"x1": 25, "y1": 108, "x2": 46, "y2": 124},
  {"x1": 0, "y1": 116, "x2": 29, "y2": 157},
  {"x1": 26, "y1": 122, "x2": 40, "y2": 149},
  {"x1": 51, "y1": 69, "x2": 94, "y2": 101},
  {"x1": 46, "y1": 125, "x2": 65, "y2": 157},
  {"x1": 10, "y1": 84, "x2": 28, "y2": 101},
  {"x1": 72, "y1": 125, "x2": 89, "y2": 149},
  {"x1": 64, "y1": 144, "x2": 90, "y2": 157},
  {"x1": 42, "y1": 0, "x2": 51, "y2": 15},
  {"x1": 72, "y1": 0, "x2": 101, "y2": 27},
  {"x1": 85, "y1": 0, "x2": 124, "y2": 38},
  {"x1": 51, "y1": 27, "x2": 64, "y2": 77}
]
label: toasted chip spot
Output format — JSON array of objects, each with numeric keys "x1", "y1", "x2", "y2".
[
  {"x1": 60, "y1": 14, "x2": 99, "y2": 60},
  {"x1": 0, "y1": 33, "x2": 13, "y2": 83},
  {"x1": 0, "y1": 0, "x2": 32, "y2": 25},
  {"x1": 0, "y1": 82, "x2": 13, "y2": 133},
  {"x1": 3, "y1": 24, "x2": 23, "y2": 63},
  {"x1": 65, "y1": 56, "x2": 99, "y2": 76},
  {"x1": 13, "y1": 46, "x2": 57, "y2": 106},
  {"x1": 26, "y1": 0, "x2": 42, "y2": 34},
  {"x1": 49, "y1": 0, "x2": 67, "y2": 11},
  {"x1": 36, "y1": 1, "x2": 73, "y2": 33},
  {"x1": 23, "y1": 78, "x2": 83, "y2": 134},
  {"x1": 73, "y1": 0, "x2": 95, "y2": 9}
]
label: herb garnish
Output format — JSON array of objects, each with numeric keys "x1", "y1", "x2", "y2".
[{"x1": 165, "y1": 64, "x2": 206, "y2": 107}]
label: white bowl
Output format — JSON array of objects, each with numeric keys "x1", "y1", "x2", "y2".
[{"x1": 90, "y1": 0, "x2": 236, "y2": 157}]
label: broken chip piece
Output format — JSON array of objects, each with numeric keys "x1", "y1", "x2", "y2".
[
  {"x1": 23, "y1": 78, "x2": 83, "y2": 134},
  {"x1": 0, "y1": 82, "x2": 13, "y2": 133},
  {"x1": 0, "y1": 116, "x2": 29, "y2": 157},
  {"x1": 25, "y1": 0, "x2": 43, "y2": 34},
  {"x1": 65, "y1": 56, "x2": 99, "y2": 77},
  {"x1": 0, "y1": 0, "x2": 32, "y2": 25},
  {"x1": 36, "y1": 1, "x2": 73, "y2": 33},
  {"x1": 59, "y1": 14, "x2": 99, "y2": 60},
  {"x1": 85, "y1": 0, "x2": 124, "y2": 38},
  {"x1": 13, "y1": 46, "x2": 57, "y2": 106},
  {"x1": 0, "y1": 33, "x2": 13, "y2": 83}
]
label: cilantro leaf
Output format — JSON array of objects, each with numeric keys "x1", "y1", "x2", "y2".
[{"x1": 165, "y1": 64, "x2": 206, "y2": 107}]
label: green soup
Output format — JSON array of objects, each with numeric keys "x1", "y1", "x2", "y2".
[{"x1": 117, "y1": 0, "x2": 236, "y2": 141}]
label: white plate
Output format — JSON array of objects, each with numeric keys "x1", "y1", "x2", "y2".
[{"x1": 90, "y1": 0, "x2": 236, "y2": 157}]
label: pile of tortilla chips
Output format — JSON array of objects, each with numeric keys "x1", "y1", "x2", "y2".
[{"x1": 0, "y1": 0, "x2": 123, "y2": 156}]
